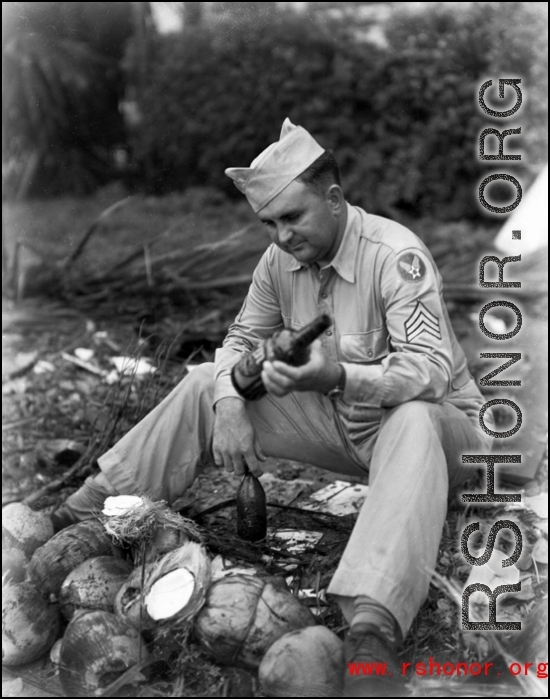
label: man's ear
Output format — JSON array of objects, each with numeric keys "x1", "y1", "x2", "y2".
[{"x1": 326, "y1": 184, "x2": 345, "y2": 216}]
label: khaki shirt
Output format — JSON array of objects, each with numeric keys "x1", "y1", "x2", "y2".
[{"x1": 214, "y1": 204, "x2": 485, "y2": 441}]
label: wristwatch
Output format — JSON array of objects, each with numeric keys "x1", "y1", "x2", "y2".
[{"x1": 326, "y1": 363, "x2": 346, "y2": 400}]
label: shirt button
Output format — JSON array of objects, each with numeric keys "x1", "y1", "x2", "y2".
[
  {"x1": 321, "y1": 293, "x2": 328, "y2": 299},
  {"x1": 367, "y1": 349, "x2": 373, "y2": 357},
  {"x1": 326, "y1": 330, "x2": 332, "y2": 336}
]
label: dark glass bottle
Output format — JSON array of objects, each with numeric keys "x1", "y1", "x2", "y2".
[
  {"x1": 231, "y1": 314, "x2": 332, "y2": 400},
  {"x1": 236, "y1": 468, "x2": 267, "y2": 542}
]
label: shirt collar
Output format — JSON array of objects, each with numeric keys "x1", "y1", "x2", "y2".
[{"x1": 285, "y1": 202, "x2": 360, "y2": 283}]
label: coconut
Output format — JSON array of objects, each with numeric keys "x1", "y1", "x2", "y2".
[
  {"x1": 2, "y1": 503, "x2": 54, "y2": 556},
  {"x1": 115, "y1": 542, "x2": 211, "y2": 632},
  {"x1": 2, "y1": 526, "x2": 20, "y2": 550},
  {"x1": 50, "y1": 638, "x2": 63, "y2": 665},
  {"x1": 259, "y1": 626, "x2": 345, "y2": 697},
  {"x1": 101, "y1": 495, "x2": 202, "y2": 565},
  {"x1": 59, "y1": 556, "x2": 133, "y2": 621},
  {"x1": 59, "y1": 610, "x2": 147, "y2": 697},
  {"x1": 2, "y1": 548, "x2": 28, "y2": 583},
  {"x1": 194, "y1": 574, "x2": 316, "y2": 670},
  {"x1": 138, "y1": 523, "x2": 193, "y2": 564},
  {"x1": 2, "y1": 580, "x2": 61, "y2": 665},
  {"x1": 27, "y1": 519, "x2": 115, "y2": 599}
]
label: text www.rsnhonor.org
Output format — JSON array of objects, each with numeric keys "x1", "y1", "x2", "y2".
[{"x1": 347, "y1": 658, "x2": 548, "y2": 678}]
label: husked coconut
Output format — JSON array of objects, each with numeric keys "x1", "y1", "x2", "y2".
[
  {"x1": 59, "y1": 556, "x2": 132, "y2": 621},
  {"x1": 194, "y1": 575, "x2": 263, "y2": 665},
  {"x1": 194, "y1": 574, "x2": 316, "y2": 670},
  {"x1": 27, "y1": 519, "x2": 115, "y2": 599},
  {"x1": 101, "y1": 495, "x2": 201, "y2": 565},
  {"x1": 2, "y1": 526, "x2": 20, "y2": 550},
  {"x1": 2, "y1": 503, "x2": 54, "y2": 556},
  {"x1": 2, "y1": 548, "x2": 28, "y2": 583},
  {"x1": 59, "y1": 610, "x2": 147, "y2": 697},
  {"x1": 115, "y1": 542, "x2": 210, "y2": 631},
  {"x1": 259, "y1": 626, "x2": 345, "y2": 697},
  {"x1": 2, "y1": 581, "x2": 60, "y2": 665}
]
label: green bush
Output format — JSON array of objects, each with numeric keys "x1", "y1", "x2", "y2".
[
  {"x1": 3, "y1": 2, "x2": 133, "y2": 198},
  {"x1": 132, "y1": 3, "x2": 546, "y2": 221}
]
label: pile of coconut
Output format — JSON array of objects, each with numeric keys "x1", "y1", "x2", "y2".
[{"x1": 2, "y1": 496, "x2": 344, "y2": 697}]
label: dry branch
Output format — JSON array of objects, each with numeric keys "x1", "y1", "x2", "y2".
[{"x1": 64, "y1": 195, "x2": 136, "y2": 267}]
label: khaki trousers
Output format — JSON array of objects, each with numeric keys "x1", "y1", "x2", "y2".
[{"x1": 97, "y1": 363, "x2": 489, "y2": 636}]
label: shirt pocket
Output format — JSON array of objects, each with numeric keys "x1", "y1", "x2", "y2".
[{"x1": 339, "y1": 327, "x2": 390, "y2": 363}]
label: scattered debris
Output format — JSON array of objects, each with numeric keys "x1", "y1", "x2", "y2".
[
  {"x1": 532, "y1": 537, "x2": 548, "y2": 564},
  {"x1": 524, "y1": 491, "x2": 548, "y2": 519},
  {"x1": 73, "y1": 348, "x2": 94, "y2": 362},
  {"x1": 33, "y1": 359, "x2": 55, "y2": 374},
  {"x1": 109, "y1": 355, "x2": 157, "y2": 378},
  {"x1": 269, "y1": 529, "x2": 324, "y2": 555},
  {"x1": 300, "y1": 480, "x2": 369, "y2": 516},
  {"x1": 60, "y1": 351, "x2": 105, "y2": 377},
  {"x1": 210, "y1": 555, "x2": 258, "y2": 581}
]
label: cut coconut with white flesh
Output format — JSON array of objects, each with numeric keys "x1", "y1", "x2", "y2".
[
  {"x1": 102, "y1": 495, "x2": 144, "y2": 517},
  {"x1": 114, "y1": 542, "x2": 211, "y2": 631},
  {"x1": 145, "y1": 567, "x2": 195, "y2": 620}
]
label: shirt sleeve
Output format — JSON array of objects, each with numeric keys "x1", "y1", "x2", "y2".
[
  {"x1": 213, "y1": 246, "x2": 284, "y2": 405},
  {"x1": 341, "y1": 247, "x2": 454, "y2": 408}
]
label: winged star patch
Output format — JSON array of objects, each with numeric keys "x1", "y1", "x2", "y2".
[
  {"x1": 404, "y1": 301, "x2": 442, "y2": 343},
  {"x1": 397, "y1": 252, "x2": 426, "y2": 283}
]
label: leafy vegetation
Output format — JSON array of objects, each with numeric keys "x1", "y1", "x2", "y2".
[
  {"x1": 132, "y1": 2, "x2": 547, "y2": 221},
  {"x1": 2, "y1": 2, "x2": 134, "y2": 197}
]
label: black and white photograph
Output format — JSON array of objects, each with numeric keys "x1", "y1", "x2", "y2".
[{"x1": 2, "y1": 2, "x2": 548, "y2": 697}]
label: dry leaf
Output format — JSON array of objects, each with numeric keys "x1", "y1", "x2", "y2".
[{"x1": 532, "y1": 537, "x2": 548, "y2": 564}]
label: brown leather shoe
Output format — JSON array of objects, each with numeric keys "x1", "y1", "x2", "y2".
[{"x1": 344, "y1": 623, "x2": 409, "y2": 697}]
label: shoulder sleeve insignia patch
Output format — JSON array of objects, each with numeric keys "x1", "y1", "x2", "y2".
[
  {"x1": 404, "y1": 301, "x2": 442, "y2": 343},
  {"x1": 397, "y1": 252, "x2": 426, "y2": 283}
]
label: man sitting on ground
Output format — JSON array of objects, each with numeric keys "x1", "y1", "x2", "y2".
[{"x1": 53, "y1": 118, "x2": 492, "y2": 696}]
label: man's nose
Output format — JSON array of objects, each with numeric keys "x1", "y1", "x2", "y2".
[{"x1": 277, "y1": 223, "x2": 294, "y2": 246}]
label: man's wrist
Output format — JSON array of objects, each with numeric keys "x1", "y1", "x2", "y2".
[{"x1": 324, "y1": 362, "x2": 346, "y2": 397}]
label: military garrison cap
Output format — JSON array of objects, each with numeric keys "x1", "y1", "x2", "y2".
[{"x1": 225, "y1": 118, "x2": 325, "y2": 213}]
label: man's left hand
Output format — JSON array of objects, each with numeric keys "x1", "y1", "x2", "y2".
[{"x1": 261, "y1": 340, "x2": 341, "y2": 397}]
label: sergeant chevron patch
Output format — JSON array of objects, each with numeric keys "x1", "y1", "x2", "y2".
[{"x1": 404, "y1": 301, "x2": 442, "y2": 343}]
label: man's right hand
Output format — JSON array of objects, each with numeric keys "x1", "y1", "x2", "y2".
[{"x1": 212, "y1": 397, "x2": 266, "y2": 477}]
